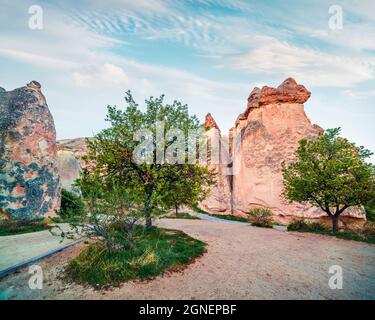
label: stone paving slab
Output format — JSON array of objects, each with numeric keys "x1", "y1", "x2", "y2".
[{"x1": 0, "y1": 224, "x2": 78, "y2": 274}]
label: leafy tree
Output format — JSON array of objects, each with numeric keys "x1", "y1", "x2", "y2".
[
  {"x1": 55, "y1": 172, "x2": 143, "y2": 253},
  {"x1": 159, "y1": 164, "x2": 216, "y2": 215},
  {"x1": 84, "y1": 91, "x2": 216, "y2": 228},
  {"x1": 57, "y1": 189, "x2": 85, "y2": 221},
  {"x1": 282, "y1": 128, "x2": 375, "y2": 232}
]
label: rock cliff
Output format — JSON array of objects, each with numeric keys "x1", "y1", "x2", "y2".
[
  {"x1": 0, "y1": 81, "x2": 60, "y2": 219},
  {"x1": 201, "y1": 78, "x2": 365, "y2": 224}
]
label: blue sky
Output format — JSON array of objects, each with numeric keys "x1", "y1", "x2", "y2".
[{"x1": 0, "y1": 0, "x2": 374, "y2": 161}]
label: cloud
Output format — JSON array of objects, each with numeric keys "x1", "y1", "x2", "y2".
[
  {"x1": 73, "y1": 63, "x2": 129, "y2": 88},
  {"x1": 343, "y1": 89, "x2": 375, "y2": 99},
  {"x1": 225, "y1": 37, "x2": 375, "y2": 87}
]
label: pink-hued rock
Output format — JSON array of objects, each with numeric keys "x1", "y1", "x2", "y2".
[
  {"x1": 56, "y1": 138, "x2": 90, "y2": 192},
  {"x1": 201, "y1": 78, "x2": 365, "y2": 224},
  {"x1": 0, "y1": 81, "x2": 61, "y2": 219},
  {"x1": 200, "y1": 123, "x2": 232, "y2": 213},
  {"x1": 204, "y1": 113, "x2": 220, "y2": 131}
]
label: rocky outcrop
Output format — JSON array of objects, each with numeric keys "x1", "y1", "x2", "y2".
[
  {"x1": 56, "y1": 138, "x2": 89, "y2": 192},
  {"x1": 0, "y1": 81, "x2": 61, "y2": 219},
  {"x1": 200, "y1": 115, "x2": 232, "y2": 213},
  {"x1": 201, "y1": 78, "x2": 365, "y2": 224}
]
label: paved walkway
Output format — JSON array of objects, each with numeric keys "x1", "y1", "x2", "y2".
[
  {"x1": 1, "y1": 218, "x2": 374, "y2": 299},
  {"x1": 195, "y1": 212, "x2": 288, "y2": 230},
  {"x1": 0, "y1": 224, "x2": 80, "y2": 276}
]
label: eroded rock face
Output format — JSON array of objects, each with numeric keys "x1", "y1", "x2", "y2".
[
  {"x1": 56, "y1": 138, "x2": 89, "y2": 192},
  {"x1": 0, "y1": 81, "x2": 61, "y2": 219},
  {"x1": 201, "y1": 78, "x2": 365, "y2": 224}
]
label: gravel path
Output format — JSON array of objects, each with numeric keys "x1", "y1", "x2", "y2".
[{"x1": 0, "y1": 219, "x2": 374, "y2": 300}]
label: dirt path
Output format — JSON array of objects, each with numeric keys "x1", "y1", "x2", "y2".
[{"x1": 0, "y1": 219, "x2": 374, "y2": 299}]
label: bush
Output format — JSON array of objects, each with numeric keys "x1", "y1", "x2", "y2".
[
  {"x1": 287, "y1": 219, "x2": 326, "y2": 232},
  {"x1": 65, "y1": 227, "x2": 206, "y2": 288},
  {"x1": 0, "y1": 218, "x2": 51, "y2": 236},
  {"x1": 58, "y1": 189, "x2": 85, "y2": 221},
  {"x1": 248, "y1": 208, "x2": 273, "y2": 228},
  {"x1": 361, "y1": 221, "x2": 375, "y2": 237},
  {"x1": 365, "y1": 200, "x2": 375, "y2": 222}
]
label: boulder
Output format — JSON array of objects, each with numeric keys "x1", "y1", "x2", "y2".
[
  {"x1": 0, "y1": 81, "x2": 61, "y2": 219},
  {"x1": 56, "y1": 138, "x2": 89, "y2": 192}
]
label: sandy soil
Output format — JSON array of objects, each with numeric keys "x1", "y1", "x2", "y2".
[{"x1": 0, "y1": 219, "x2": 374, "y2": 300}]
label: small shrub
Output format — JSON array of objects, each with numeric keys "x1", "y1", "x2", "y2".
[
  {"x1": 287, "y1": 219, "x2": 326, "y2": 232},
  {"x1": 361, "y1": 221, "x2": 375, "y2": 236},
  {"x1": 248, "y1": 208, "x2": 273, "y2": 228},
  {"x1": 57, "y1": 189, "x2": 85, "y2": 221},
  {"x1": 365, "y1": 200, "x2": 375, "y2": 222}
]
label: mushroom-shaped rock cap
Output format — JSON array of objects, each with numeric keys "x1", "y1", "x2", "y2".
[
  {"x1": 204, "y1": 113, "x2": 220, "y2": 131},
  {"x1": 246, "y1": 77, "x2": 311, "y2": 114},
  {"x1": 27, "y1": 80, "x2": 41, "y2": 90}
]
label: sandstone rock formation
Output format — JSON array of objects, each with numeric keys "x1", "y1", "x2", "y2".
[
  {"x1": 200, "y1": 114, "x2": 232, "y2": 213},
  {"x1": 56, "y1": 138, "x2": 89, "y2": 192},
  {"x1": 0, "y1": 81, "x2": 61, "y2": 219},
  {"x1": 201, "y1": 78, "x2": 365, "y2": 224}
]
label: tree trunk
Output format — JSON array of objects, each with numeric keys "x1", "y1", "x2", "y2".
[
  {"x1": 175, "y1": 204, "x2": 179, "y2": 216},
  {"x1": 144, "y1": 196, "x2": 153, "y2": 229},
  {"x1": 145, "y1": 211, "x2": 152, "y2": 229},
  {"x1": 331, "y1": 215, "x2": 340, "y2": 233}
]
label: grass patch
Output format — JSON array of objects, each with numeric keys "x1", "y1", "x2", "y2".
[
  {"x1": 191, "y1": 205, "x2": 210, "y2": 214},
  {"x1": 0, "y1": 219, "x2": 52, "y2": 236},
  {"x1": 160, "y1": 213, "x2": 200, "y2": 220},
  {"x1": 209, "y1": 213, "x2": 249, "y2": 223},
  {"x1": 65, "y1": 227, "x2": 206, "y2": 288},
  {"x1": 288, "y1": 220, "x2": 375, "y2": 245},
  {"x1": 191, "y1": 206, "x2": 249, "y2": 223}
]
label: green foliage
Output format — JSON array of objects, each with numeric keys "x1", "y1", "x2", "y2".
[
  {"x1": 0, "y1": 218, "x2": 51, "y2": 236},
  {"x1": 282, "y1": 128, "x2": 375, "y2": 232},
  {"x1": 191, "y1": 205, "x2": 210, "y2": 214},
  {"x1": 61, "y1": 175, "x2": 144, "y2": 253},
  {"x1": 65, "y1": 227, "x2": 206, "y2": 288},
  {"x1": 209, "y1": 214, "x2": 249, "y2": 223},
  {"x1": 248, "y1": 208, "x2": 273, "y2": 228},
  {"x1": 159, "y1": 164, "x2": 216, "y2": 214},
  {"x1": 365, "y1": 199, "x2": 375, "y2": 222},
  {"x1": 83, "y1": 91, "x2": 216, "y2": 228},
  {"x1": 287, "y1": 220, "x2": 326, "y2": 232},
  {"x1": 57, "y1": 189, "x2": 85, "y2": 221},
  {"x1": 287, "y1": 219, "x2": 375, "y2": 244},
  {"x1": 160, "y1": 213, "x2": 200, "y2": 220}
]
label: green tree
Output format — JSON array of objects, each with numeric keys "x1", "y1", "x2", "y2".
[
  {"x1": 56, "y1": 171, "x2": 144, "y2": 253},
  {"x1": 84, "y1": 91, "x2": 216, "y2": 228},
  {"x1": 159, "y1": 164, "x2": 216, "y2": 215},
  {"x1": 57, "y1": 189, "x2": 85, "y2": 221},
  {"x1": 282, "y1": 128, "x2": 375, "y2": 232}
]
